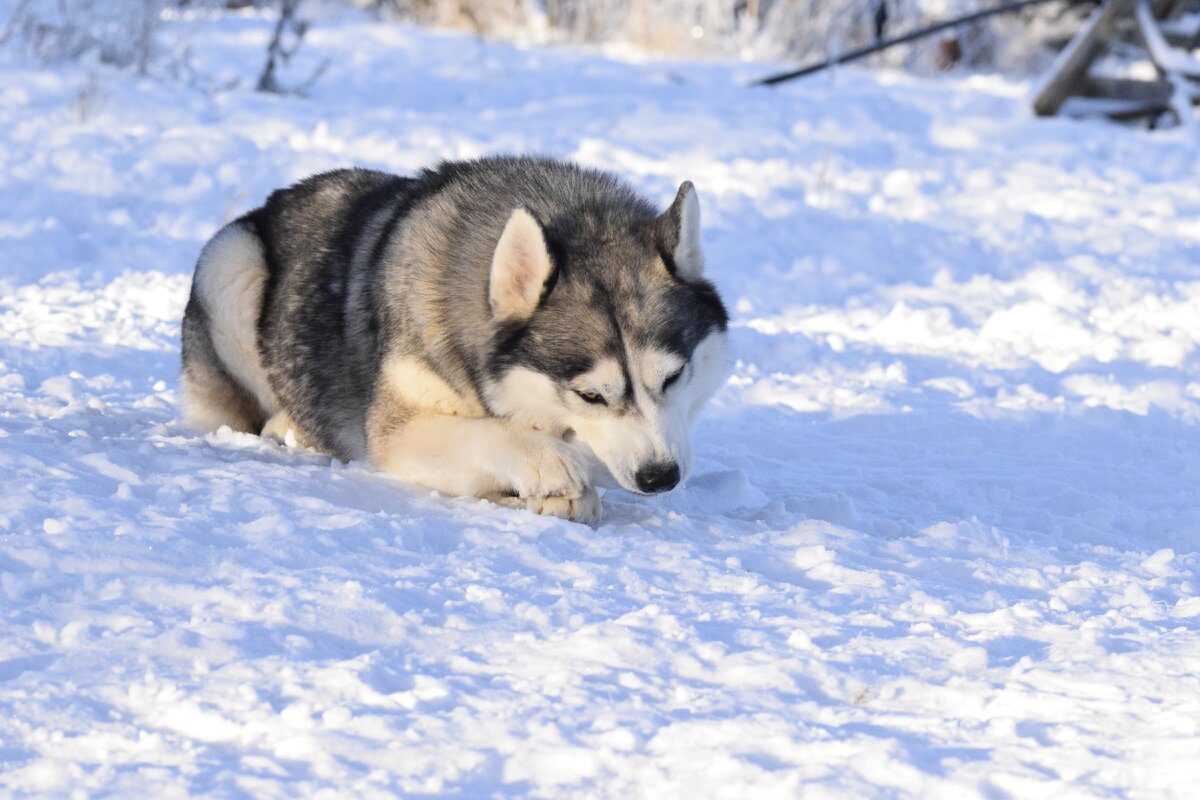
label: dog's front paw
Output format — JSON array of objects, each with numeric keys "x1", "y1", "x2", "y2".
[
  {"x1": 504, "y1": 433, "x2": 590, "y2": 501},
  {"x1": 529, "y1": 485, "x2": 601, "y2": 526},
  {"x1": 492, "y1": 485, "x2": 601, "y2": 526}
]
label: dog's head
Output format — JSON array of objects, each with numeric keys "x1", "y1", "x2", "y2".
[{"x1": 482, "y1": 181, "x2": 730, "y2": 495}]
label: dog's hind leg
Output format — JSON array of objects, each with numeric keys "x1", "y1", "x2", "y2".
[
  {"x1": 261, "y1": 410, "x2": 310, "y2": 448},
  {"x1": 180, "y1": 219, "x2": 277, "y2": 434},
  {"x1": 181, "y1": 301, "x2": 264, "y2": 434}
]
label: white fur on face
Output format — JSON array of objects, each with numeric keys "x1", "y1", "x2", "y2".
[
  {"x1": 637, "y1": 350, "x2": 685, "y2": 396},
  {"x1": 484, "y1": 366, "x2": 571, "y2": 436},
  {"x1": 569, "y1": 358, "x2": 625, "y2": 405},
  {"x1": 681, "y1": 332, "x2": 731, "y2": 425},
  {"x1": 575, "y1": 346, "x2": 684, "y2": 492},
  {"x1": 487, "y1": 331, "x2": 730, "y2": 495}
]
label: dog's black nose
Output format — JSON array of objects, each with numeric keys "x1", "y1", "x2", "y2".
[{"x1": 635, "y1": 461, "x2": 680, "y2": 494}]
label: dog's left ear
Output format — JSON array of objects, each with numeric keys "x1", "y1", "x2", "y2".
[
  {"x1": 490, "y1": 207, "x2": 555, "y2": 324},
  {"x1": 656, "y1": 181, "x2": 704, "y2": 280}
]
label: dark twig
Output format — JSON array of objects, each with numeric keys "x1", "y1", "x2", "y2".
[
  {"x1": 752, "y1": 0, "x2": 1066, "y2": 86},
  {"x1": 256, "y1": 0, "x2": 303, "y2": 93},
  {"x1": 0, "y1": 0, "x2": 32, "y2": 46}
]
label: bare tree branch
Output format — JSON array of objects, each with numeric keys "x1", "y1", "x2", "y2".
[{"x1": 256, "y1": 0, "x2": 303, "y2": 93}]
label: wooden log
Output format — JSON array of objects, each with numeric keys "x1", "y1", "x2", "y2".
[
  {"x1": 1136, "y1": 0, "x2": 1200, "y2": 78},
  {"x1": 1080, "y1": 75, "x2": 1174, "y2": 103},
  {"x1": 1158, "y1": 13, "x2": 1200, "y2": 48},
  {"x1": 1032, "y1": 0, "x2": 1138, "y2": 116},
  {"x1": 1060, "y1": 94, "x2": 1167, "y2": 120},
  {"x1": 1052, "y1": 75, "x2": 1175, "y2": 120},
  {"x1": 1064, "y1": 75, "x2": 1179, "y2": 120}
]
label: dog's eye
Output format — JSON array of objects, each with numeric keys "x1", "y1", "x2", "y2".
[
  {"x1": 662, "y1": 368, "x2": 685, "y2": 392},
  {"x1": 576, "y1": 390, "x2": 607, "y2": 406}
]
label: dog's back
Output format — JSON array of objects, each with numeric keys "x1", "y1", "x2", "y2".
[{"x1": 182, "y1": 168, "x2": 407, "y2": 457}]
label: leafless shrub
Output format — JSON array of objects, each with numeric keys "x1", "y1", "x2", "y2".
[
  {"x1": 256, "y1": 0, "x2": 331, "y2": 95},
  {"x1": 0, "y1": 0, "x2": 1110, "y2": 82},
  {"x1": 1, "y1": 0, "x2": 165, "y2": 71},
  {"x1": 71, "y1": 70, "x2": 106, "y2": 121}
]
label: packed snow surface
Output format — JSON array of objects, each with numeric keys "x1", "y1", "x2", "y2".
[{"x1": 2, "y1": 8, "x2": 1200, "y2": 798}]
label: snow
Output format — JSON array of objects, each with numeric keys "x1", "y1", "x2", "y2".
[{"x1": 3, "y1": 7, "x2": 1200, "y2": 798}]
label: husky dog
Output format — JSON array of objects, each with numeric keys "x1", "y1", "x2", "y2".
[{"x1": 181, "y1": 156, "x2": 729, "y2": 524}]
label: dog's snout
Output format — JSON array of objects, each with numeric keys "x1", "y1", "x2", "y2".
[{"x1": 635, "y1": 461, "x2": 680, "y2": 494}]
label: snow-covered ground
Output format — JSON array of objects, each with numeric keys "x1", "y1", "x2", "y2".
[{"x1": 2, "y1": 7, "x2": 1200, "y2": 797}]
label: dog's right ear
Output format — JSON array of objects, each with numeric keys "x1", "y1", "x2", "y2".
[
  {"x1": 655, "y1": 181, "x2": 704, "y2": 280},
  {"x1": 490, "y1": 208, "x2": 555, "y2": 324}
]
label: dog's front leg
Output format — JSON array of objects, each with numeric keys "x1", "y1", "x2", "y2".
[{"x1": 369, "y1": 413, "x2": 599, "y2": 524}]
